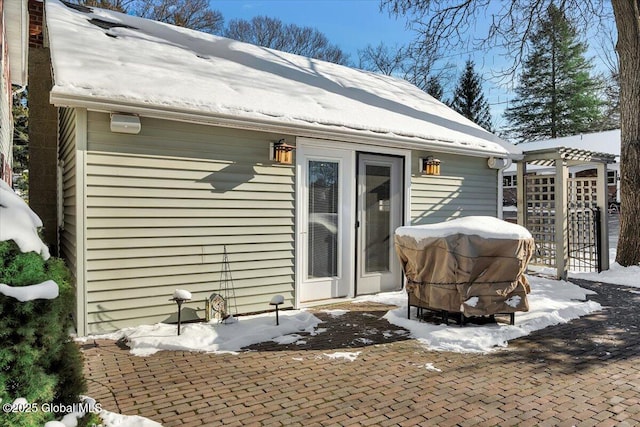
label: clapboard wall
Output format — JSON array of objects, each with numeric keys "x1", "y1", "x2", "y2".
[{"x1": 77, "y1": 111, "x2": 295, "y2": 333}]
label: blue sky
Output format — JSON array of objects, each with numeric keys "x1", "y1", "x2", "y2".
[
  {"x1": 214, "y1": 0, "x2": 413, "y2": 57},
  {"x1": 212, "y1": 0, "x2": 516, "y2": 129},
  {"x1": 212, "y1": 0, "x2": 614, "y2": 131}
]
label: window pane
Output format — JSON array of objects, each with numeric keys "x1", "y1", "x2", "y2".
[
  {"x1": 308, "y1": 161, "x2": 339, "y2": 278},
  {"x1": 365, "y1": 165, "x2": 391, "y2": 273}
]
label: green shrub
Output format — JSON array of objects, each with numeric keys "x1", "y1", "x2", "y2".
[{"x1": 0, "y1": 240, "x2": 87, "y2": 426}]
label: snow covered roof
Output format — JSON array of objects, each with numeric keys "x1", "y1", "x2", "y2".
[{"x1": 45, "y1": 0, "x2": 520, "y2": 158}]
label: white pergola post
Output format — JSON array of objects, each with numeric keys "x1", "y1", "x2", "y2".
[
  {"x1": 516, "y1": 161, "x2": 527, "y2": 227},
  {"x1": 554, "y1": 159, "x2": 569, "y2": 280}
]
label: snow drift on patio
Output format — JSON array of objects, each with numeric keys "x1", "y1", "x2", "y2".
[
  {"x1": 83, "y1": 275, "x2": 600, "y2": 355},
  {"x1": 375, "y1": 275, "x2": 600, "y2": 353},
  {"x1": 83, "y1": 311, "x2": 323, "y2": 356}
]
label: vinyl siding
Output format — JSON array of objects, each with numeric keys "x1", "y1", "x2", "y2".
[
  {"x1": 410, "y1": 152, "x2": 498, "y2": 224},
  {"x1": 58, "y1": 107, "x2": 82, "y2": 326},
  {"x1": 83, "y1": 112, "x2": 295, "y2": 333}
]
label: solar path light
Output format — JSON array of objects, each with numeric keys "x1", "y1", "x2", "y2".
[
  {"x1": 170, "y1": 289, "x2": 192, "y2": 335},
  {"x1": 270, "y1": 295, "x2": 285, "y2": 325}
]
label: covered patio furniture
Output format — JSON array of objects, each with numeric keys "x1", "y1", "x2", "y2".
[{"x1": 394, "y1": 216, "x2": 535, "y2": 325}]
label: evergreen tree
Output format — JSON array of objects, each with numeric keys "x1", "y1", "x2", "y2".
[
  {"x1": 425, "y1": 76, "x2": 444, "y2": 101},
  {"x1": 0, "y1": 188, "x2": 87, "y2": 426},
  {"x1": 504, "y1": 4, "x2": 604, "y2": 142},
  {"x1": 450, "y1": 59, "x2": 493, "y2": 132}
]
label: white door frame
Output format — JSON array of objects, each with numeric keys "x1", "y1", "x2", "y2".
[
  {"x1": 295, "y1": 137, "x2": 411, "y2": 307},
  {"x1": 296, "y1": 144, "x2": 355, "y2": 302}
]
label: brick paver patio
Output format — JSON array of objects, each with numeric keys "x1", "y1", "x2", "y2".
[{"x1": 81, "y1": 279, "x2": 640, "y2": 426}]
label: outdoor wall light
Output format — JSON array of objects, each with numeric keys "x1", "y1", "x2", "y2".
[
  {"x1": 270, "y1": 139, "x2": 295, "y2": 165},
  {"x1": 487, "y1": 156, "x2": 509, "y2": 169},
  {"x1": 110, "y1": 113, "x2": 141, "y2": 134},
  {"x1": 420, "y1": 156, "x2": 441, "y2": 176}
]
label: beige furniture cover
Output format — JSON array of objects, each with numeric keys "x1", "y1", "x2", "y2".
[{"x1": 394, "y1": 217, "x2": 535, "y2": 317}]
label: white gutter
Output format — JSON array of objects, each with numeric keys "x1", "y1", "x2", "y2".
[
  {"x1": 498, "y1": 159, "x2": 513, "y2": 219},
  {"x1": 50, "y1": 92, "x2": 523, "y2": 160}
]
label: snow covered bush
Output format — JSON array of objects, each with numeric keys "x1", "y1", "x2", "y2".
[{"x1": 0, "y1": 182, "x2": 87, "y2": 426}]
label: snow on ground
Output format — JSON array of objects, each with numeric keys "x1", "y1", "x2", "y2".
[
  {"x1": 82, "y1": 274, "x2": 601, "y2": 356},
  {"x1": 94, "y1": 408, "x2": 162, "y2": 427},
  {"x1": 424, "y1": 363, "x2": 442, "y2": 372},
  {"x1": 359, "y1": 275, "x2": 600, "y2": 353},
  {"x1": 5, "y1": 396, "x2": 161, "y2": 427},
  {"x1": 573, "y1": 260, "x2": 640, "y2": 287},
  {"x1": 44, "y1": 408, "x2": 161, "y2": 427},
  {"x1": 81, "y1": 311, "x2": 322, "y2": 357},
  {"x1": 571, "y1": 240, "x2": 640, "y2": 288},
  {"x1": 323, "y1": 351, "x2": 361, "y2": 362}
]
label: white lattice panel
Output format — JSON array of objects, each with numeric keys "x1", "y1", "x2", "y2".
[{"x1": 525, "y1": 175, "x2": 556, "y2": 266}]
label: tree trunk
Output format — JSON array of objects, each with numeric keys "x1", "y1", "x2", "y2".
[{"x1": 612, "y1": 0, "x2": 640, "y2": 266}]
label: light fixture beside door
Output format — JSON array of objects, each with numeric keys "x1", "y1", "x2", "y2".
[
  {"x1": 420, "y1": 156, "x2": 441, "y2": 176},
  {"x1": 270, "y1": 139, "x2": 295, "y2": 165}
]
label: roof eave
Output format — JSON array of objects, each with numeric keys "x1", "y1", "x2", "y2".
[{"x1": 50, "y1": 91, "x2": 517, "y2": 159}]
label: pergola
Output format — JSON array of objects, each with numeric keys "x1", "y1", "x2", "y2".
[{"x1": 516, "y1": 147, "x2": 616, "y2": 280}]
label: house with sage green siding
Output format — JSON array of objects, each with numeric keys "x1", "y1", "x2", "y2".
[{"x1": 39, "y1": 0, "x2": 523, "y2": 335}]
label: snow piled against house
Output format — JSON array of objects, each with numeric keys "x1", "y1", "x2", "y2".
[
  {"x1": 82, "y1": 311, "x2": 323, "y2": 357},
  {"x1": 82, "y1": 275, "x2": 600, "y2": 356}
]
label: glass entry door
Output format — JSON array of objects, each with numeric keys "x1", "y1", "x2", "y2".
[
  {"x1": 356, "y1": 153, "x2": 403, "y2": 295},
  {"x1": 298, "y1": 146, "x2": 354, "y2": 302}
]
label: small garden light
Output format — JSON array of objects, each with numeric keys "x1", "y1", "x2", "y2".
[
  {"x1": 270, "y1": 294, "x2": 285, "y2": 325},
  {"x1": 170, "y1": 289, "x2": 192, "y2": 335}
]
